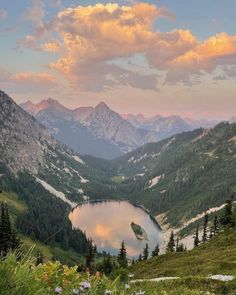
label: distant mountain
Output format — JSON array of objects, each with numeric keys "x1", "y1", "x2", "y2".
[
  {"x1": 21, "y1": 99, "x2": 157, "y2": 159},
  {"x1": 21, "y1": 99, "x2": 201, "y2": 159},
  {"x1": 124, "y1": 113, "x2": 193, "y2": 138},
  {"x1": 184, "y1": 117, "x2": 218, "y2": 129}
]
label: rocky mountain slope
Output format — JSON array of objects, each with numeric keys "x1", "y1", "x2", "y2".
[
  {"x1": 83, "y1": 122, "x2": 236, "y2": 227},
  {"x1": 21, "y1": 99, "x2": 200, "y2": 159},
  {"x1": 0, "y1": 90, "x2": 112, "y2": 205}
]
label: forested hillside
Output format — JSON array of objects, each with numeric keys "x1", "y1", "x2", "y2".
[{"x1": 84, "y1": 122, "x2": 236, "y2": 227}]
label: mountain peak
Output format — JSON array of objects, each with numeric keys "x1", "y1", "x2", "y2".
[{"x1": 95, "y1": 101, "x2": 111, "y2": 111}]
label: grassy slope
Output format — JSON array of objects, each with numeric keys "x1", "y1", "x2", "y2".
[
  {"x1": 130, "y1": 228, "x2": 236, "y2": 278},
  {"x1": 0, "y1": 191, "x2": 83, "y2": 265}
]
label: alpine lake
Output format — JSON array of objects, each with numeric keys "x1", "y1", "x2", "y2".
[{"x1": 69, "y1": 200, "x2": 162, "y2": 257}]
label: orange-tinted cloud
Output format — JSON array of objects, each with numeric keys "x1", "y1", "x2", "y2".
[
  {"x1": 0, "y1": 69, "x2": 56, "y2": 93},
  {"x1": 20, "y1": 2, "x2": 236, "y2": 90}
]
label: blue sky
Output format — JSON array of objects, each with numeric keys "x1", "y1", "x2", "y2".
[{"x1": 0, "y1": 0, "x2": 236, "y2": 119}]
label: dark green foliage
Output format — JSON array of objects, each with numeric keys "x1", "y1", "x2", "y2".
[
  {"x1": 117, "y1": 241, "x2": 127, "y2": 268},
  {"x1": 166, "y1": 231, "x2": 175, "y2": 253},
  {"x1": 36, "y1": 250, "x2": 44, "y2": 265},
  {"x1": 97, "y1": 254, "x2": 114, "y2": 276},
  {"x1": 193, "y1": 225, "x2": 200, "y2": 248},
  {"x1": 220, "y1": 199, "x2": 234, "y2": 227},
  {"x1": 213, "y1": 215, "x2": 220, "y2": 235},
  {"x1": 2, "y1": 172, "x2": 89, "y2": 255},
  {"x1": 152, "y1": 243, "x2": 159, "y2": 257},
  {"x1": 0, "y1": 202, "x2": 20, "y2": 256},
  {"x1": 138, "y1": 253, "x2": 142, "y2": 262},
  {"x1": 202, "y1": 213, "x2": 208, "y2": 244},
  {"x1": 142, "y1": 243, "x2": 149, "y2": 260},
  {"x1": 85, "y1": 239, "x2": 96, "y2": 270}
]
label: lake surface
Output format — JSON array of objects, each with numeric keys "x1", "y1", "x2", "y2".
[{"x1": 69, "y1": 201, "x2": 162, "y2": 257}]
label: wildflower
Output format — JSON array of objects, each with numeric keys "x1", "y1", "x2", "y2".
[
  {"x1": 55, "y1": 287, "x2": 63, "y2": 294},
  {"x1": 128, "y1": 273, "x2": 135, "y2": 279},
  {"x1": 80, "y1": 281, "x2": 91, "y2": 289},
  {"x1": 125, "y1": 283, "x2": 130, "y2": 289},
  {"x1": 104, "y1": 290, "x2": 112, "y2": 295},
  {"x1": 72, "y1": 288, "x2": 80, "y2": 295}
]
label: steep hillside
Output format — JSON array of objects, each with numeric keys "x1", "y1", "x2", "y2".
[
  {"x1": 130, "y1": 228, "x2": 236, "y2": 279},
  {"x1": 106, "y1": 123, "x2": 236, "y2": 227},
  {"x1": 0, "y1": 90, "x2": 115, "y2": 258}
]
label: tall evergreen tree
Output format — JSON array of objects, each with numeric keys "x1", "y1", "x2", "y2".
[
  {"x1": 194, "y1": 225, "x2": 200, "y2": 248},
  {"x1": 0, "y1": 202, "x2": 20, "y2": 255},
  {"x1": 152, "y1": 243, "x2": 160, "y2": 257},
  {"x1": 213, "y1": 215, "x2": 220, "y2": 235},
  {"x1": 138, "y1": 253, "x2": 142, "y2": 262},
  {"x1": 117, "y1": 241, "x2": 128, "y2": 268},
  {"x1": 85, "y1": 239, "x2": 96, "y2": 270},
  {"x1": 220, "y1": 199, "x2": 233, "y2": 226},
  {"x1": 142, "y1": 243, "x2": 149, "y2": 260},
  {"x1": 166, "y1": 231, "x2": 175, "y2": 253},
  {"x1": 202, "y1": 213, "x2": 209, "y2": 244}
]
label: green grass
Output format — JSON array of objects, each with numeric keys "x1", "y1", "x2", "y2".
[
  {"x1": 130, "y1": 228, "x2": 236, "y2": 279},
  {"x1": 0, "y1": 191, "x2": 27, "y2": 219}
]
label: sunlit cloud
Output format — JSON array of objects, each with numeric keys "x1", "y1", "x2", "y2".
[
  {"x1": 17, "y1": 2, "x2": 236, "y2": 91},
  {"x1": 0, "y1": 68, "x2": 56, "y2": 93}
]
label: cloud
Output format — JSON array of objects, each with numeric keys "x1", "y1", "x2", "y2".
[
  {"x1": 0, "y1": 68, "x2": 56, "y2": 93},
  {"x1": 0, "y1": 9, "x2": 8, "y2": 20},
  {"x1": 19, "y1": 2, "x2": 236, "y2": 90}
]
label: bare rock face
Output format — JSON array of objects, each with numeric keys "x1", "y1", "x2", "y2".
[{"x1": 0, "y1": 90, "x2": 56, "y2": 174}]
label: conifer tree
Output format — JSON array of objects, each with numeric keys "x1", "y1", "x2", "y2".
[
  {"x1": 166, "y1": 231, "x2": 175, "y2": 253},
  {"x1": 202, "y1": 213, "x2": 208, "y2": 244},
  {"x1": 194, "y1": 225, "x2": 200, "y2": 247},
  {"x1": 86, "y1": 239, "x2": 96, "y2": 270},
  {"x1": 209, "y1": 226, "x2": 214, "y2": 239},
  {"x1": 0, "y1": 202, "x2": 20, "y2": 255},
  {"x1": 213, "y1": 215, "x2": 220, "y2": 235},
  {"x1": 117, "y1": 241, "x2": 128, "y2": 268},
  {"x1": 152, "y1": 243, "x2": 160, "y2": 257},
  {"x1": 220, "y1": 199, "x2": 233, "y2": 226},
  {"x1": 101, "y1": 254, "x2": 113, "y2": 275},
  {"x1": 138, "y1": 253, "x2": 142, "y2": 262},
  {"x1": 142, "y1": 243, "x2": 149, "y2": 260}
]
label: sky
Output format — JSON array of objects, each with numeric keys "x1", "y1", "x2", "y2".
[{"x1": 0, "y1": 0, "x2": 236, "y2": 119}]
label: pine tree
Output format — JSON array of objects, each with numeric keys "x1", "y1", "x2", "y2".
[
  {"x1": 152, "y1": 243, "x2": 160, "y2": 257},
  {"x1": 220, "y1": 199, "x2": 233, "y2": 226},
  {"x1": 101, "y1": 254, "x2": 113, "y2": 275},
  {"x1": 213, "y1": 215, "x2": 220, "y2": 235},
  {"x1": 117, "y1": 241, "x2": 128, "y2": 268},
  {"x1": 194, "y1": 225, "x2": 200, "y2": 248},
  {"x1": 209, "y1": 226, "x2": 214, "y2": 239},
  {"x1": 177, "y1": 243, "x2": 185, "y2": 252},
  {"x1": 138, "y1": 253, "x2": 142, "y2": 262},
  {"x1": 166, "y1": 231, "x2": 175, "y2": 253},
  {"x1": 0, "y1": 202, "x2": 20, "y2": 255},
  {"x1": 86, "y1": 239, "x2": 96, "y2": 270},
  {"x1": 202, "y1": 213, "x2": 208, "y2": 244},
  {"x1": 142, "y1": 243, "x2": 149, "y2": 260}
]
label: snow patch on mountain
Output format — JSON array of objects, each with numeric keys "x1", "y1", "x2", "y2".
[
  {"x1": 35, "y1": 177, "x2": 77, "y2": 208},
  {"x1": 72, "y1": 155, "x2": 85, "y2": 165},
  {"x1": 149, "y1": 174, "x2": 164, "y2": 188}
]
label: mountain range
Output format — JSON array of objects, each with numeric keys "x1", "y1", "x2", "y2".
[
  {"x1": 1, "y1": 89, "x2": 236, "y2": 258},
  {"x1": 20, "y1": 99, "x2": 217, "y2": 159}
]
